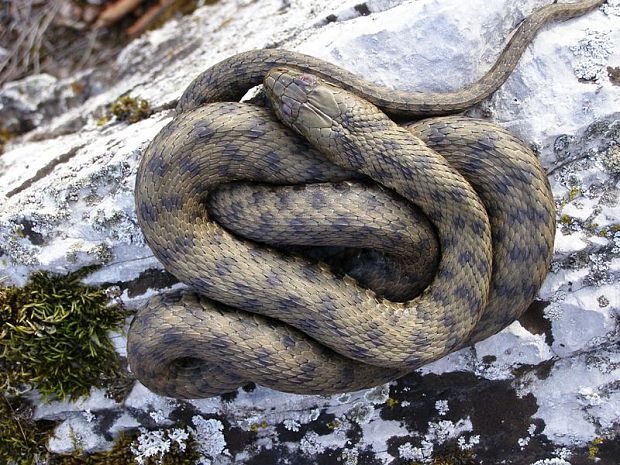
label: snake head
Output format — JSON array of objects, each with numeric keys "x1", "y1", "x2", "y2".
[{"x1": 264, "y1": 67, "x2": 342, "y2": 147}]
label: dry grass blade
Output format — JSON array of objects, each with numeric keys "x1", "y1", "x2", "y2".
[{"x1": 0, "y1": 0, "x2": 63, "y2": 86}]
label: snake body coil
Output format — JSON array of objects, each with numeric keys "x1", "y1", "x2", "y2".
[{"x1": 128, "y1": 1, "x2": 603, "y2": 398}]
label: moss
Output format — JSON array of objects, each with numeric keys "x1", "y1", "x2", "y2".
[
  {"x1": 559, "y1": 214, "x2": 574, "y2": 226},
  {"x1": 0, "y1": 394, "x2": 56, "y2": 465},
  {"x1": 110, "y1": 95, "x2": 152, "y2": 124},
  {"x1": 326, "y1": 420, "x2": 341, "y2": 430},
  {"x1": 0, "y1": 126, "x2": 13, "y2": 154},
  {"x1": 588, "y1": 437, "x2": 604, "y2": 459},
  {"x1": 567, "y1": 186, "x2": 581, "y2": 202},
  {"x1": 0, "y1": 269, "x2": 127, "y2": 400},
  {"x1": 49, "y1": 431, "x2": 202, "y2": 465},
  {"x1": 96, "y1": 115, "x2": 110, "y2": 127},
  {"x1": 249, "y1": 420, "x2": 268, "y2": 432}
]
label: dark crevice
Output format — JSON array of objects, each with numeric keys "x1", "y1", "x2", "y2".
[{"x1": 6, "y1": 144, "x2": 83, "y2": 197}]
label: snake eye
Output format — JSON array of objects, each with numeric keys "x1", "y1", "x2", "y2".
[{"x1": 300, "y1": 74, "x2": 316, "y2": 86}]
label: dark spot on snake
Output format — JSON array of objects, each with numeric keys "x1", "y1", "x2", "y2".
[
  {"x1": 243, "y1": 298, "x2": 262, "y2": 312},
  {"x1": 428, "y1": 126, "x2": 448, "y2": 144},
  {"x1": 367, "y1": 327, "x2": 385, "y2": 345},
  {"x1": 306, "y1": 162, "x2": 329, "y2": 180},
  {"x1": 233, "y1": 281, "x2": 253, "y2": 294},
  {"x1": 342, "y1": 140, "x2": 365, "y2": 170},
  {"x1": 173, "y1": 235, "x2": 194, "y2": 254},
  {"x1": 179, "y1": 153, "x2": 201, "y2": 175},
  {"x1": 264, "y1": 150, "x2": 282, "y2": 167},
  {"x1": 155, "y1": 245, "x2": 175, "y2": 266},
  {"x1": 509, "y1": 244, "x2": 526, "y2": 262},
  {"x1": 146, "y1": 152, "x2": 169, "y2": 178},
  {"x1": 495, "y1": 179, "x2": 510, "y2": 195},
  {"x1": 471, "y1": 219, "x2": 486, "y2": 236},
  {"x1": 197, "y1": 125, "x2": 216, "y2": 142},
  {"x1": 223, "y1": 143, "x2": 243, "y2": 161},
  {"x1": 453, "y1": 216, "x2": 467, "y2": 231},
  {"x1": 430, "y1": 289, "x2": 451, "y2": 307},
  {"x1": 475, "y1": 138, "x2": 496, "y2": 152},
  {"x1": 430, "y1": 190, "x2": 446, "y2": 203},
  {"x1": 254, "y1": 347, "x2": 273, "y2": 362},
  {"x1": 210, "y1": 337, "x2": 230, "y2": 350},
  {"x1": 477, "y1": 257, "x2": 490, "y2": 276},
  {"x1": 448, "y1": 185, "x2": 466, "y2": 201},
  {"x1": 494, "y1": 281, "x2": 513, "y2": 298},
  {"x1": 426, "y1": 208, "x2": 443, "y2": 222},
  {"x1": 301, "y1": 361, "x2": 317, "y2": 375},
  {"x1": 279, "y1": 293, "x2": 302, "y2": 311},
  {"x1": 266, "y1": 273, "x2": 283, "y2": 287},
  {"x1": 215, "y1": 258, "x2": 235, "y2": 276},
  {"x1": 458, "y1": 250, "x2": 473, "y2": 265},
  {"x1": 289, "y1": 217, "x2": 307, "y2": 234},
  {"x1": 298, "y1": 317, "x2": 320, "y2": 333},
  {"x1": 138, "y1": 200, "x2": 158, "y2": 223},
  {"x1": 349, "y1": 344, "x2": 370, "y2": 360},
  {"x1": 247, "y1": 127, "x2": 266, "y2": 139},
  {"x1": 161, "y1": 331, "x2": 183, "y2": 346},
  {"x1": 281, "y1": 335, "x2": 296, "y2": 349},
  {"x1": 335, "y1": 214, "x2": 351, "y2": 227},
  {"x1": 311, "y1": 190, "x2": 326, "y2": 209},
  {"x1": 161, "y1": 194, "x2": 181, "y2": 212},
  {"x1": 454, "y1": 285, "x2": 480, "y2": 315},
  {"x1": 402, "y1": 186, "x2": 420, "y2": 200}
]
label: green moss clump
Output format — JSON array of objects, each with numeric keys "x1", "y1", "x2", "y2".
[
  {"x1": 0, "y1": 270, "x2": 126, "y2": 400},
  {"x1": 110, "y1": 95, "x2": 151, "y2": 124},
  {"x1": 0, "y1": 394, "x2": 56, "y2": 465}
]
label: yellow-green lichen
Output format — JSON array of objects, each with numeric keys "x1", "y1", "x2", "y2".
[
  {"x1": 559, "y1": 214, "x2": 574, "y2": 226},
  {"x1": 0, "y1": 126, "x2": 12, "y2": 154},
  {"x1": 96, "y1": 115, "x2": 110, "y2": 127},
  {"x1": 326, "y1": 420, "x2": 341, "y2": 430},
  {"x1": 0, "y1": 269, "x2": 127, "y2": 400},
  {"x1": 110, "y1": 95, "x2": 152, "y2": 124},
  {"x1": 249, "y1": 420, "x2": 268, "y2": 432},
  {"x1": 588, "y1": 436, "x2": 604, "y2": 459},
  {"x1": 386, "y1": 397, "x2": 399, "y2": 407},
  {"x1": 567, "y1": 186, "x2": 582, "y2": 202}
]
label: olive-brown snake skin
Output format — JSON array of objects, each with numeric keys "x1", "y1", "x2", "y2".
[{"x1": 128, "y1": 0, "x2": 603, "y2": 398}]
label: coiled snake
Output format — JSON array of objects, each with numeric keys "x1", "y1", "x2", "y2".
[{"x1": 128, "y1": 0, "x2": 603, "y2": 398}]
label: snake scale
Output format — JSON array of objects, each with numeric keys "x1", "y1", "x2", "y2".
[{"x1": 128, "y1": 0, "x2": 603, "y2": 398}]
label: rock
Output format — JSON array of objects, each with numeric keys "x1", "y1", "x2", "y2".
[
  {"x1": 1, "y1": 0, "x2": 619, "y2": 464},
  {"x1": 0, "y1": 74, "x2": 59, "y2": 133}
]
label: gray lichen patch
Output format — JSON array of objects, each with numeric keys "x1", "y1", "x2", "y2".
[{"x1": 569, "y1": 28, "x2": 615, "y2": 82}]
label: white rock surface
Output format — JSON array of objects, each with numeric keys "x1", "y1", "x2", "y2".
[{"x1": 1, "y1": 0, "x2": 618, "y2": 463}]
